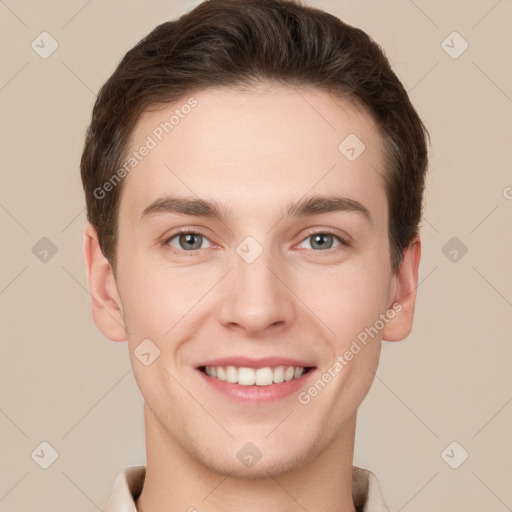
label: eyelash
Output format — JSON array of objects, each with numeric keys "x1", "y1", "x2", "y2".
[{"x1": 161, "y1": 228, "x2": 350, "y2": 256}]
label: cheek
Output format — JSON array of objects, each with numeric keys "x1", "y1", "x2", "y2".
[
  {"x1": 119, "y1": 258, "x2": 218, "y2": 342},
  {"x1": 118, "y1": 232, "x2": 392, "y2": 344},
  {"x1": 299, "y1": 262, "x2": 391, "y2": 343}
]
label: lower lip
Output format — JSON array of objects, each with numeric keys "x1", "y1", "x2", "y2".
[{"x1": 196, "y1": 368, "x2": 316, "y2": 404}]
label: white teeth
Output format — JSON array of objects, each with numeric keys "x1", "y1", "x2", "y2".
[
  {"x1": 203, "y1": 365, "x2": 309, "y2": 386},
  {"x1": 238, "y1": 367, "x2": 255, "y2": 386},
  {"x1": 255, "y1": 367, "x2": 273, "y2": 386},
  {"x1": 284, "y1": 366, "x2": 295, "y2": 381},
  {"x1": 225, "y1": 365, "x2": 237, "y2": 383},
  {"x1": 273, "y1": 366, "x2": 284, "y2": 383}
]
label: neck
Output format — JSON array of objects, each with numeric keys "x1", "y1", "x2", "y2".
[{"x1": 136, "y1": 402, "x2": 357, "y2": 512}]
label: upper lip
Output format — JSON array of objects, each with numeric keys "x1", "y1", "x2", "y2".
[{"x1": 196, "y1": 356, "x2": 316, "y2": 369}]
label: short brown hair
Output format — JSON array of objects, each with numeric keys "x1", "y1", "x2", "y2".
[{"x1": 80, "y1": 0, "x2": 429, "y2": 276}]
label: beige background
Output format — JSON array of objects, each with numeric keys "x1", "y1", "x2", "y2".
[{"x1": 1, "y1": 0, "x2": 511, "y2": 510}]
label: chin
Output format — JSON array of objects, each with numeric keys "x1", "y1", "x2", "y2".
[
  {"x1": 204, "y1": 450, "x2": 310, "y2": 480},
  {"x1": 182, "y1": 430, "x2": 319, "y2": 480}
]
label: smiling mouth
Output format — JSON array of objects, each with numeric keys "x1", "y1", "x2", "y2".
[{"x1": 198, "y1": 365, "x2": 315, "y2": 386}]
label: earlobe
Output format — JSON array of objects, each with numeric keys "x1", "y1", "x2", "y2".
[
  {"x1": 382, "y1": 235, "x2": 422, "y2": 342},
  {"x1": 82, "y1": 222, "x2": 127, "y2": 342}
]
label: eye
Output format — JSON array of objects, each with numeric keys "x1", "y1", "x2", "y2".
[
  {"x1": 162, "y1": 229, "x2": 348, "y2": 255},
  {"x1": 298, "y1": 231, "x2": 346, "y2": 251},
  {"x1": 165, "y1": 231, "x2": 213, "y2": 252}
]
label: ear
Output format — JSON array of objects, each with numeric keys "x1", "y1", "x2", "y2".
[
  {"x1": 82, "y1": 222, "x2": 127, "y2": 342},
  {"x1": 382, "y1": 234, "x2": 422, "y2": 342}
]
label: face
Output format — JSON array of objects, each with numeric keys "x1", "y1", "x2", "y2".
[{"x1": 90, "y1": 84, "x2": 417, "y2": 478}]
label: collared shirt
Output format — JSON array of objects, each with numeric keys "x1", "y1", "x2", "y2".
[{"x1": 103, "y1": 465, "x2": 391, "y2": 512}]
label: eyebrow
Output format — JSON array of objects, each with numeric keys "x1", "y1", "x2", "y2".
[{"x1": 140, "y1": 194, "x2": 372, "y2": 224}]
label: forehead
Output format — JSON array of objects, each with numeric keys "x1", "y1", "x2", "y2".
[{"x1": 119, "y1": 85, "x2": 388, "y2": 226}]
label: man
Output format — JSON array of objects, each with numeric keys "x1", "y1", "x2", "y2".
[{"x1": 80, "y1": 0, "x2": 428, "y2": 510}]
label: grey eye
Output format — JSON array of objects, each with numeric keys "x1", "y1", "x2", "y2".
[
  {"x1": 168, "y1": 232, "x2": 210, "y2": 251},
  {"x1": 300, "y1": 233, "x2": 342, "y2": 250}
]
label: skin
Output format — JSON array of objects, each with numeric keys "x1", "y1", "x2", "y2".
[{"x1": 83, "y1": 84, "x2": 421, "y2": 512}]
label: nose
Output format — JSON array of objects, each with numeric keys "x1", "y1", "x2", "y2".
[{"x1": 216, "y1": 244, "x2": 296, "y2": 336}]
